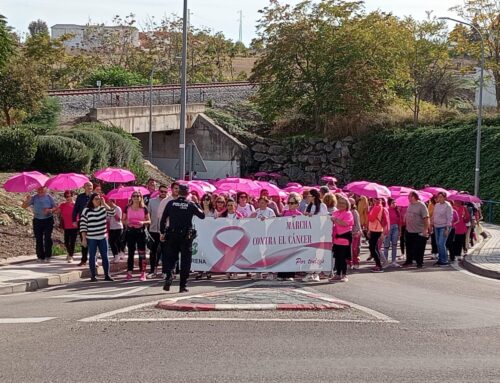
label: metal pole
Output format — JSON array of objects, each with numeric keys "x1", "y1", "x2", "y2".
[
  {"x1": 438, "y1": 17, "x2": 484, "y2": 196},
  {"x1": 149, "y1": 67, "x2": 154, "y2": 163},
  {"x1": 179, "y1": 0, "x2": 188, "y2": 180}
]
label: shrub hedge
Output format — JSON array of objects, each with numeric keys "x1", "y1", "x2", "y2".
[
  {"x1": 352, "y1": 119, "x2": 500, "y2": 220},
  {"x1": 33, "y1": 135, "x2": 92, "y2": 174},
  {"x1": 58, "y1": 129, "x2": 110, "y2": 170},
  {"x1": 0, "y1": 127, "x2": 38, "y2": 171}
]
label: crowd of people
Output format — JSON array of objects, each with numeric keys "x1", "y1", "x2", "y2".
[{"x1": 22, "y1": 177, "x2": 484, "y2": 289}]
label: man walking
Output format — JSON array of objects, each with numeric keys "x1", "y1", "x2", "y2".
[
  {"x1": 160, "y1": 184, "x2": 205, "y2": 293},
  {"x1": 72, "y1": 182, "x2": 93, "y2": 266},
  {"x1": 147, "y1": 184, "x2": 169, "y2": 277},
  {"x1": 431, "y1": 192, "x2": 453, "y2": 266},
  {"x1": 404, "y1": 191, "x2": 430, "y2": 269}
]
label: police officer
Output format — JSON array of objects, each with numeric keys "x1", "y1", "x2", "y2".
[{"x1": 160, "y1": 184, "x2": 205, "y2": 293}]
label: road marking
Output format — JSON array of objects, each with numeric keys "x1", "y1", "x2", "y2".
[
  {"x1": 50, "y1": 285, "x2": 151, "y2": 299},
  {"x1": 450, "y1": 261, "x2": 500, "y2": 283},
  {"x1": 0, "y1": 317, "x2": 56, "y2": 324},
  {"x1": 82, "y1": 318, "x2": 394, "y2": 323}
]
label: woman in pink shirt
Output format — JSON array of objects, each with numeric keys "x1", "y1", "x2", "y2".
[
  {"x1": 451, "y1": 201, "x2": 470, "y2": 262},
  {"x1": 56, "y1": 190, "x2": 78, "y2": 263},
  {"x1": 330, "y1": 195, "x2": 354, "y2": 282}
]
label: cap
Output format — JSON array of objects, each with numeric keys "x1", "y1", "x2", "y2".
[{"x1": 179, "y1": 184, "x2": 189, "y2": 194}]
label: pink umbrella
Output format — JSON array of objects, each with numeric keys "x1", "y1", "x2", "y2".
[
  {"x1": 395, "y1": 191, "x2": 432, "y2": 207},
  {"x1": 344, "y1": 180, "x2": 371, "y2": 192},
  {"x1": 3, "y1": 171, "x2": 49, "y2": 193},
  {"x1": 255, "y1": 181, "x2": 283, "y2": 197},
  {"x1": 45, "y1": 173, "x2": 90, "y2": 191},
  {"x1": 95, "y1": 167, "x2": 136, "y2": 183},
  {"x1": 106, "y1": 186, "x2": 150, "y2": 200},
  {"x1": 389, "y1": 186, "x2": 415, "y2": 198},
  {"x1": 216, "y1": 182, "x2": 261, "y2": 195},
  {"x1": 448, "y1": 193, "x2": 482, "y2": 204},
  {"x1": 421, "y1": 186, "x2": 449, "y2": 196},
  {"x1": 283, "y1": 185, "x2": 304, "y2": 194},
  {"x1": 269, "y1": 172, "x2": 281, "y2": 179},
  {"x1": 349, "y1": 182, "x2": 391, "y2": 199},
  {"x1": 255, "y1": 171, "x2": 268, "y2": 177},
  {"x1": 321, "y1": 176, "x2": 337, "y2": 183},
  {"x1": 190, "y1": 180, "x2": 216, "y2": 193},
  {"x1": 448, "y1": 189, "x2": 459, "y2": 196},
  {"x1": 286, "y1": 182, "x2": 302, "y2": 188},
  {"x1": 177, "y1": 181, "x2": 207, "y2": 197}
]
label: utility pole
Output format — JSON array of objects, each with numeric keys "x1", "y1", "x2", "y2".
[
  {"x1": 179, "y1": 0, "x2": 188, "y2": 180},
  {"x1": 238, "y1": 10, "x2": 243, "y2": 43}
]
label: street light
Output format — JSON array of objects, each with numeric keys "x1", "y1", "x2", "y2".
[
  {"x1": 438, "y1": 16, "x2": 485, "y2": 197},
  {"x1": 148, "y1": 60, "x2": 167, "y2": 163},
  {"x1": 179, "y1": 0, "x2": 188, "y2": 180}
]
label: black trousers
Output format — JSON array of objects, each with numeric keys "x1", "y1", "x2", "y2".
[
  {"x1": 405, "y1": 232, "x2": 427, "y2": 267},
  {"x1": 78, "y1": 220, "x2": 88, "y2": 263},
  {"x1": 33, "y1": 217, "x2": 54, "y2": 260},
  {"x1": 400, "y1": 225, "x2": 406, "y2": 255},
  {"x1": 149, "y1": 232, "x2": 161, "y2": 273},
  {"x1": 368, "y1": 231, "x2": 382, "y2": 268},
  {"x1": 333, "y1": 244, "x2": 351, "y2": 276},
  {"x1": 109, "y1": 229, "x2": 122, "y2": 256},
  {"x1": 164, "y1": 233, "x2": 193, "y2": 288},
  {"x1": 64, "y1": 228, "x2": 78, "y2": 257},
  {"x1": 431, "y1": 231, "x2": 438, "y2": 254},
  {"x1": 126, "y1": 228, "x2": 146, "y2": 272},
  {"x1": 451, "y1": 233, "x2": 466, "y2": 261}
]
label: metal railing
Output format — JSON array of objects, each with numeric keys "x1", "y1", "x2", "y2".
[{"x1": 482, "y1": 200, "x2": 500, "y2": 224}]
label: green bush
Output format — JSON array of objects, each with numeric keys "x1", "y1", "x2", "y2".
[
  {"x1": 33, "y1": 135, "x2": 92, "y2": 173},
  {"x1": 58, "y1": 129, "x2": 109, "y2": 170},
  {"x1": 23, "y1": 97, "x2": 60, "y2": 128},
  {"x1": 83, "y1": 66, "x2": 148, "y2": 87},
  {"x1": 352, "y1": 121, "x2": 500, "y2": 221},
  {"x1": 0, "y1": 127, "x2": 37, "y2": 171}
]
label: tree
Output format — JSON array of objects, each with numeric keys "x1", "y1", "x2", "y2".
[
  {"x1": 0, "y1": 55, "x2": 47, "y2": 126},
  {"x1": 250, "y1": 0, "x2": 410, "y2": 132},
  {"x1": 450, "y1": 0, "x2": 500, "y2": 109},
  {"x1": 0, "y1": 14, "x2": 16, "y2": 70},
  {"x1": 28, "y1": 19, "x2": 49, "y2": 36}
]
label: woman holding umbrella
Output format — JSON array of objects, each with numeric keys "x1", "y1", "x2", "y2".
[{"x1": 80, "y1": 193, "x2": 116, "y2": 282}]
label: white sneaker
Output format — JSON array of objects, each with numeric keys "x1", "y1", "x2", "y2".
[
  {"x1": 302, "y1": 274, "x2": 314, "y2": 282},
  {"x1": 267, "y1": 273, "x2": 275, "y2": 280},
  {"x1": 390, "y1": 262, "x2": 401, "y2": 268},
  {"x1": 286, "y1": 277, "x2": 295, "y2": 281},
  {"x1": 66, "y1": 256, "x2": 73, "y2": 263},
  {"x1": 431, "y1": 253, "x2": 438, "y2": 260},
  {"x1": 252, "y1": 273, "x2": 262, "y2": 280},
  {"x1": 147, "y1": 272, "x2": 156, "y2": 279},
  {"x1": 312, "y1": 273, "x2": 320, "y2": 281}
]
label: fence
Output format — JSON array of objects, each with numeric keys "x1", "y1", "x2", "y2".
[{"x1": 483, "y1": 200, "x2": 500, "y2": 224}]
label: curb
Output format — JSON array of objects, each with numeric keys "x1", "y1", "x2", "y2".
[
  {"x1": 0, "y1": 261, "x2": 128, "y2": 295},
  {"x1": 155, "y1": 301, "x2": 348, "y2": 311},
  {"x1": 461, "y1": 231, "x2": 500, "y2": 280}
]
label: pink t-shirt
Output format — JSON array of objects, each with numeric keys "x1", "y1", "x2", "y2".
[
  {"x1": 59, "y1": 202, "x2": 77, "y2": 229},
  {"x1": 126, "y1": 207, "x2": 147, "y2": 228},
  {"x1": 332, "y1": 210, "x2": 354, "y2": 246},
  {"x1": 453, "y1": 206, "x2": 470, "y2": 235},
  {"x1": 283, "y1": 209, "x2": 303, "y2": 217},
  {"x1": 388, "y1": 206, "x2": 400, "y2": 225}
]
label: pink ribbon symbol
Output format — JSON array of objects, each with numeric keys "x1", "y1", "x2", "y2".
[{"x1": 209, "y1": 226, "x2": 332, "y2": 272}]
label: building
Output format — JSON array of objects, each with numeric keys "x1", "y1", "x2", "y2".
[{"x1": 51, "y1": 24, "x2": 140, "y2": 50}]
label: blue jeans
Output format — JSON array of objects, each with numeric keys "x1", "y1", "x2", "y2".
[
  {"x1": 87, "y1": 238, "x2": 110, "y2": 278},
  {"x1": 384, "y1": 224, "x2": 399, "y2": 262},
  {"x1": 434, "y1": 226, "x2": 449, "y2": 264}
]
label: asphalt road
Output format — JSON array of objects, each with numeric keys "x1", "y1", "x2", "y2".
[{"x1": 1, "y1": 259, "x2": 500, "y2": 383}]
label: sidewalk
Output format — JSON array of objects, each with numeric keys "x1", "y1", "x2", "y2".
[
  {"x1": 0, "y1": 255, "x2": 128, "y2": 295},
  {"x1": 462, "y1": 223, "x2": 500, "y2": 280}
]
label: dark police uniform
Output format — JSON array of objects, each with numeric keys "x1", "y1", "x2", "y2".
[{"x1": 160, "y1": 185, "x2": 205, "y2": 292}]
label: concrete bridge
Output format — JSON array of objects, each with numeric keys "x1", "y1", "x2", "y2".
[{"x1": 89, "y1": 104, "x2": 249, "y2": 179}]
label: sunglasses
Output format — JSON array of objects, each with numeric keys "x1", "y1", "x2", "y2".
[
  {"x1": 132, "y1": 195, "x2": 141, "y2": 198},
  {"x1": 288, "y1": 201, "x2": 298, "y2": 205},
  {"x1": 216, "y1": 201, "x2": 225, "y2": 204}
]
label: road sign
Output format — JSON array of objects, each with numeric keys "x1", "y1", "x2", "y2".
[{"x1": 175, "y1": 141, "x2": 207, "y2": 173}]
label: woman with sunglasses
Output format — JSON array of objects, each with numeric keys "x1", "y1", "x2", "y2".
[
  {"x1": 214, "y1": 196, "x2": 227, "y2": 217},
  {"x1": 56, "y1": 190, "x2": 78, "y2": 263},
  {"x1": 219, "y1": 198, "x2": 244, "y2": 280},
  {"x1": 80, "y1": 193, "x2": 116, "y2": 282},
  {"x1": 195, "y1": 194, "x2": 216, "y2": 280},
  {"x1": 330, "y1": 195, "x2": 354, "y2": 282},
  {"x1": 236, "y1": 192, "x2": 255, "y2": 218},
  {"x1": 277, "y1": 194, "x2": 303, "y2": 281},
  {"x1": 123, "y1": 192, "x2": 151, "y2": 281}
]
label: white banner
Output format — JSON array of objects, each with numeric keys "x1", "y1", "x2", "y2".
[{"x1": 191, "y1": 215, "x2": 333, "y2": 272}]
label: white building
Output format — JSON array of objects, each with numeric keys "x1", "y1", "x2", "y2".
[{"x1": 51, "y1": 24, "x2": 140, "y2": 50}]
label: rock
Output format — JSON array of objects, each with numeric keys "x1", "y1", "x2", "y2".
[
  {"x1": 284, "y1": 165, "x2": 305, "y2": 180},
  {"x1": 309, "y1": 137, "x2": 323, "y2": 145},
  {"x1": 335, "y1": 141, "x2": 343, "y2": 149},
  {"x1": 324, "y1": 144, "x2": 333, "y2": 152},
  {"x1": 252, "y1": 144, "x2": 268, "y2": 153},
  {"x1": 307, "y1": 155, "x2": 322, "y2": 165},
  {"x1": 298, "y1": 155, "x2": 308, "y2": 163},
  {"x1": 255, "y1": 137, "x2": 265, "y2": 143},
  {"x1": 329, "y1": 149, "x2": 342, "y2": 160},
  {"x1": 315, "y1": 142, "x2": 324, "y2": 151},
  {"x1": 270, "y1": 155, "x2": 287, "y2": 163},
  {"x1": 268, "y1": 145, "x2": 284, "y2": 155},
  {"x1": 303, "y1": 145, "x2": 313, "y2": 154},
  {"x1": 343, "y1": 136, "x2": 354, "y2": 143},
  {"x1": 341, "y1": 146, "x2": 350, "y2": 157},
  {"x1": 323, "y1": 138, "x2": 329, "y2": 143},
  {"x1": 321, "y1": 154, "x2": 327, "y2": 163},
  {"x1": 253, "y1": 153, "x2": 269, "y2": 162},
  {"x1": 305, "y1": 165, "x2": 321, "y2": 172}
]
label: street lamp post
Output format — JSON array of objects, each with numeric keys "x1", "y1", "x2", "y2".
[
  {"x1": 148, "y1": 62, "x2": 162, "y2": 163},
  {"x1": 179, "y1": 0, "x2": 188, "y2": 180},
  {"x1": 438, "y1": 17, "x2": 485, "y2": 197}
]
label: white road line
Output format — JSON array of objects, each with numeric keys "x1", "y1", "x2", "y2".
[
  {"x1": 50, "y1": 286, "x2": 151, "y2": 299},
  {"x1": 450, "y1": 261, "x2": 500, "y2": 282},
  {"x1": 0, "y1": 317, "x2": 57, "y2": 324},
  {"x1": 80, "y1": 318, "x2": 392, "y2": 323}
]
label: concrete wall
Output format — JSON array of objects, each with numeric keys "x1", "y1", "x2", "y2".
[
  {"x1": 134, "y1": 114, "x2": 248, "y2": 179},
  {"x1": 89, "y1": 104, "x2": 206, "y2": 134}
]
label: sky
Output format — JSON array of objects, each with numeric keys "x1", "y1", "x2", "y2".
[{"x1": 3, "y1": 0, "x2": 462, "y2": 45}]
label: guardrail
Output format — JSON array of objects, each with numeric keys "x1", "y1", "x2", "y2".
[{"x1": 483, "y1": 200, "x2": 500, "y2": 224}]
